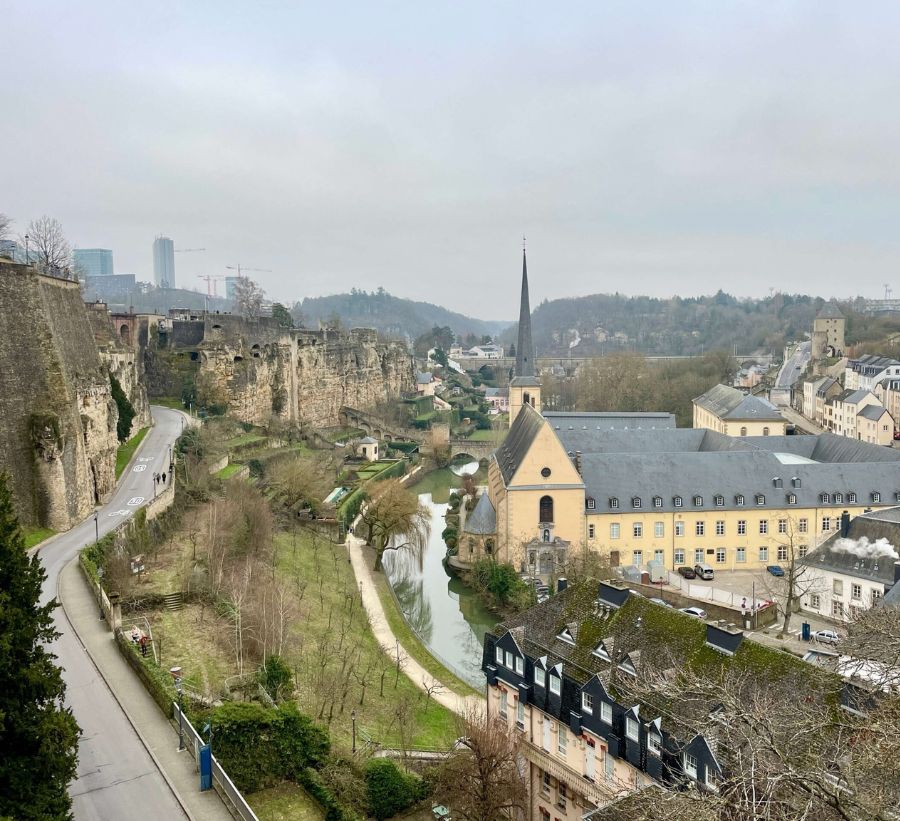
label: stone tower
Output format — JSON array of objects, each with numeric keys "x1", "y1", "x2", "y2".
[
  {"x1": 812, "y1": 303, "x2": 845, "y2": 359},
  {"x1": 508, "y1": 248, "x2": 541, "y2": 426}
]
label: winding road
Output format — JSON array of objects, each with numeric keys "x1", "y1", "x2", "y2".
[{"x1": 37, "y1": 407, "x2": 188, "y2": 820}]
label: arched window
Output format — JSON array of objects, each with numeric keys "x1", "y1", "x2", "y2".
[
  {"x1": 543, "y1": 529, "x2": 551, "y2": 543},
  {"x1": 762, "y1": 426, "x2": 770, "y2": 436},
  {"x1": 539, "y1": 495, "x2": 554, "y2": 524},
  {"x1": 740, "y1": 426, "x2": 747, "y2": 436}
]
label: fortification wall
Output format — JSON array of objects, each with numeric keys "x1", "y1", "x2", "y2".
[{"x1": 0, "y1": 264, "x2": 121, "y2": 528}]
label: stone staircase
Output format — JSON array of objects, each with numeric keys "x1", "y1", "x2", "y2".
[{"x1": 163, "y1": 591, "x2": 184, "y2": 612}]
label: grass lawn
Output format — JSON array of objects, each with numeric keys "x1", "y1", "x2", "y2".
[
  {"x1": 224, "y1": 432, "x2": 267, "y2": 449},
  {"x1": 465, "y1": 428, "x2": 502, "y2": 442},
  {"x1": 151, "y1": 396, "x2": 186, "y2": 411},
  {"x1": 116, "y1": 427, "x2": 150, "y2": 478},
  {"x1": 216, "y1": 462, "x2": 244, "y2": 479},
  {"x1": 23, "y1": 526, "x2": 56, "y2": 549},
  {"x1": 275, "y1": 532, "x2": 459, "y2": 752},
  {"x1": 372, "y1": 571, "x2": 479, "y2": 700},
  {"x1": 249, "y1": 783, "x2": 325, "y2": 821}
]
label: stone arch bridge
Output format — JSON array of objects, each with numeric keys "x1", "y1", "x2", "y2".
[
  {"x1": 448, "y1": 438, "x2": 496, "y2": 463},
  {"x1": 339, "y1": 406, "x2": 421, "y2": 443}
]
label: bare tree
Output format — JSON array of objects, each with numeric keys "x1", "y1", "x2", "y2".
[
  {"x1": 0, "y1": 213, "x2": 11, "y2": 244},
  {"x1": 766, "y1": 516, "x2": 825, "y2": 639},
  {"x1": 232, "y1": 276, "x2": 265, "y2": 320},
  {"x1": 25, "y1": 215, "x2": 71, "y2": 275},
  {"x1": 359, "y1": 479, "x2": 430, "y2": 571},
  {"x1": 431, "y1": 703, "x2": 528, "y2": 821}
]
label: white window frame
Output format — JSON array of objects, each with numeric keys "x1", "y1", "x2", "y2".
[
  {"x1": 499, "y1": 688, "x2": 508, "y2": 720},
  {"x1": 653, "y1": 496, "x2": 662, "y2": 508},
  {"x1": 633, "y1": 522, "x2": 643, "y2": 538},
  {"x1": 759, "y1": 546, "x2": 768, "y2": 562},
  {"x1": 736, "y1": 547, "x2": 746, "y2": 563},
  {"x1": 759, "y1": 520, "x2": 768, "y2": 534},
  {"x1": 674, "y1": 496, "x2": 683, "y2": 508},
  {"x1": 625, "y1": 717, "x2": 639, "y2": 742},
  {"x1": 756, "y1": 494, "x2": 765, "y2": 506},
  {"x1": 715, "y1": 520, "x2": 725, "y2": 536},
  {"x1": 674, "y1": 548, "x2": 685, "y2": 564},
  {"x1": 799, "y1": 518, "x2": 808, "y2": 533},
  {"x1": 737, "y1": 519, "x2": 747, "y2": 535},
  {"x1": 654, "y1": 521, "x2": 664, "y2": 538},
  {"x1": 695, "y1": 521, "x2": 705, "y2": 536},
  {"x1": 516, "y1": 699, "x2": 525, "y2": 730},
  {"x1": 600, "y1": 701, "x2": 612, "y2": 724},
  {"x1": 694, "y1": 548, "x2": 704, "y2": 563},
  {"x1": 777, "y1": 545, "x2": 788, "y2": 561},
  {"x1": 505, "y1": 650, "x2": 514, "y2": 669},
  {"x1": 715, "y1": 547, "x2": 726, "y2": 564},
  {"x1": 581, "y1": 692, "x2": 593, "y2": 714},
  {"x1": 558, "y1": 726, "x2": 567, "y2": 756},
  {"x1": 610, "y1": 523, "x2": 620, "y2": 539},
  {"x1": 675, "y1": 522, "x2": 685, "y2": 537},
  {"x1": 514, "y1": 656, "x2": 524, "y2": 675},
  {"x1": 778, "y1": 519, "x2": 787, "y2": 534},
  {"x1": 495, "y1": 646, "x2": 503, "y2": 664},
  {"x1": 851, "y1": 583, "x2": 862, "y2": 600},
  {"x1": 809, "y1": 593, "x2": 821, "y2": 609},
  {"x1": 632, "y1": 550, "x2": 643, "y2": 567},
  {"x1": 588, "y1": 523, "x2": 595, "y2": 539},
  {"x1": 534, "y1": 667, "x2": 546, "y2": 688},
  {"x1": 684, "y1": 753, "x2": 698, "y2": 779},
  {"x1": 549, "y1": 675, "x2": 561, "y2": 696},
  {"x1": 736, "y1": 495, "x2": 745, "y2": 506},
  {"x1": 848, "y1": 492, "x2": 857, "y2": 503},
  {"x1": 648, "y1": 732, "x2": 662, "y2": 756},
  {"x1": 610, "y1": 497, "x2": 619, "y2": 509}
]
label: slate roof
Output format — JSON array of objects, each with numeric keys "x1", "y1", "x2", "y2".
[
  {"x1": 463, "y1": 491, "x2": 497, "y2": 535},
  {"x1": 816, "y1": 303, "x2": 844, "y2": 319},
  {"x1": 359, "y1": 436, "x2": 378, "y2": 444},
  {"x1": 493, "y1": 402, "x2": 546, "y2": 483},
  {"x1": 416, "y1": 371, "x2": 432, "y2": 384},
  {"x1": 859, "y1": 404, "x2": 890, "y2": 421},
  {"x1": 800, "y1": 510, "x2": 900, "y2": 584},
  {"x1": 694, "y1": 384, "x2": 783, "y2": 421},
  {"x1": 831, "y1": 388, "x2": 873, "y2": 406}
]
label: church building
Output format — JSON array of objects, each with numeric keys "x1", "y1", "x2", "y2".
[{"x1": 464, "y1": 251, "x2": 900, "y2": 580}]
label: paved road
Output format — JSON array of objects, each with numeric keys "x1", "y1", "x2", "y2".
[
  {"x1": 776, "y1": 340, "x2": 811, "y2": 389},
  {"x1": 37, "y1": 407, "x2": 189, "y2": 820}
]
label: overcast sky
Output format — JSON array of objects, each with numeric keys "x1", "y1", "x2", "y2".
[{"x1": 3, "y1": 2, "x2": 900, "y2": 319}]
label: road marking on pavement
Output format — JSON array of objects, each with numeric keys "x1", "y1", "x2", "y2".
[
  {"x1": 108, "y1": 509, "x2": 133, "y2": 518},
  {"x1": 132, "y1": 464, "x2": 147, "y2": 472},
  {"x1": 138, "y1": 457, "x2": 154, "y2": 463},
  {"x1": 127, "y1": 497, "x2": 145, "y2": 506}
]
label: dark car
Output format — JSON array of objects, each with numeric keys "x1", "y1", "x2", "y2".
[
  {"x1": 766, "y1": 565, "x2": 785, "y2": 577},
  {"x1": 894, "y1": 430, "x2": 900, "y2": 441},
  {"x1": 677, "y1": 566, "x2": 696, "y2": 579}
]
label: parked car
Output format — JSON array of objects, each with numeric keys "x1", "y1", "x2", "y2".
[
  {"x1": 766, "y1": 565, "x2": 785, "y2": 577},
  {"x1": 680, "y1": 606, "x2": 708, "y2": 619},
  {"x1": 648, "y1": 597, "x2": 672, "y2": 608},
  {"x1": 536, "y1": 592, "x2": 549, "y2": 604},
  {"x1": 534, "y1": 585, "x2": 550, "y2": 597},
  {"x1": 693, "y1": 563, "x2": 714, "y2": 580},
  {"x1": 893, "y1": 430, "x2": 900, "y2": 441},
  {"x1": 677, "y1": 566, "x2": 696, "y2": 579},
  {"x1": 812, "y1": 629, "x2": 840, "y2": 645}
]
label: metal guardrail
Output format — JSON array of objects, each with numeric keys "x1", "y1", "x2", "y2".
[{"x1": 173, "y1": 702, "x2": 259, "y2": 821}]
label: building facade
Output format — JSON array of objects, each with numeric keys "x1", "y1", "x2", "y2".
[
  {"x1": 152, "y1": 235, "x2": 175, "y2": 288},
  {"x1": 845, "y1": 355, "x2": 900, "y2": 391},
  {"x1": 874, "y1": 377, "x2": 900, "y2": 434},
  {"x1": 811, "y1": 303, "x2": 845, "y2": 358},
  {"x1": 693, "y1": 384, "x2": 786, "y2": 436},
  {"x1": 73, "y1": 248, "x2": 114, "y2": 278}
]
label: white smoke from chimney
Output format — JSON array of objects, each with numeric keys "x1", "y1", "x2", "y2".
[{"x1": 832, "y1": 536, "x2": 899, "y2": 560}]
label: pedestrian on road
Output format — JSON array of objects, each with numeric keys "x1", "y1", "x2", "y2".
[{"x1": 162, "y1": 471, "x2": 167, "y2": 484}]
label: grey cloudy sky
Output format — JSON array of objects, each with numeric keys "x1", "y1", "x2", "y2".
[{"x1": 3, "y1": 1, "x2": 900, "y2": 319}]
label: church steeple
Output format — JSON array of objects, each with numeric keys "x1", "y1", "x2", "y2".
[
  {"x1": 508, "y1": 242, "x2": 541, "y2": 427},
  {"x1": 515, "y1": 247, "x2": 535, "y2": 379}
]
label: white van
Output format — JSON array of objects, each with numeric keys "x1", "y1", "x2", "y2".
[{"x1": 693, "y1": 563, "x2": 714, "y2": 580}]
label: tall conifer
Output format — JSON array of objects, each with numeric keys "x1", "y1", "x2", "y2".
[{"x1": 0, "y1": 474, "x2": 79, "y2": 819}]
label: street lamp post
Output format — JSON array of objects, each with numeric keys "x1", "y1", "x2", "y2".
[
  {"x1": 170, "y1": 667, "x2": 185, "y2": 751},
  {"x1": 351, "y1": 709, "x2": 357, "y2": 754},
  {"x1": 24, "y1": 234, "x2": 29, "y2": 265},
  {"x1": 94, "y1": 514, "x2": 103, "y2": 619}
]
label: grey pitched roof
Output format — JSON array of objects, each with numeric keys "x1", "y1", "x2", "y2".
[
  {"x1": 801, "y1": 513, "x2": 899, "y2": 584},
  {"x1": 359, "y1": 436, "x2": 378, "y2": 444},
  {"x1": 493, "y1": 402, "x2": 545, "y2": 484},
  {"x1": 844, "y1": 389, "x2": 873, "y2": 405},
  {"x1": 817, "y1": 303, "x2": 844, "y2": 319},
  {"x1": 463, "y1": 491, "x2": 497, "y2": 535},
  {"x1": 544, "y1": 412, "x2": 676, "y2": 453},
  {"x1": 816, "y1": 377, "x2": 839, "y2": 395},
  {"x1": 577, "y1": 431, "x2": 900, "y2": 513},
  {"x1": 693, "y1": 384, "x2": 782, "y2": 420},
  {"x1": 859, "y1": 404, "x2": 889, "y2": 421},
  {"x1": 416, "y1": 371, "x2": 432, "y2": 384}
]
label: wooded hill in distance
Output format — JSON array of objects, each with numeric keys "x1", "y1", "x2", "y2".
[
  {"x1": 296, "y1": 289, "x2": 510, "y2": 341},
  {"x1": 501, "y1": 291, "x2": 845, "y2": 357}
]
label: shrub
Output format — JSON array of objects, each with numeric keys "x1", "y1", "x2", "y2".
[
  {"x1": 472, "y1": 558, "x2": 525, "y2": 605},
  {"x1": 365, "y1": 759, "x2": 427, "y2": 820},
  {"x1": 257, "y1": 655, "x2": 293, "y2": 702}
]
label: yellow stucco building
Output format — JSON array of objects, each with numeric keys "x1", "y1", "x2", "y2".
[{"x1": 692, "y1": 383, "x2": 786, "y2": 436}]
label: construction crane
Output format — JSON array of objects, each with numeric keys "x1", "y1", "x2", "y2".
[
  {"x1": 197, "y1": 274, "x2": 227, "y2": 297},
  {"x1": 226, "y1": 264, "x2": 272, "y2": 278},
  {"x1": 885, "y1": 283, "x2": 893, "y2": 300},
  {"x1": 175, "y1": 247, "x2": 206, "y2": 253}
]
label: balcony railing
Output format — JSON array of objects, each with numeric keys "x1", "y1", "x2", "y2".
[{"x1": 521, "y1": 738, "x2": 618, "y2": 806}]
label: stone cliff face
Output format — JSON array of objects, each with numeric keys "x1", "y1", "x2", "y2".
[
  {"x1": 147, "y1": 316, "x2": 413, "y2": 429},
  {"x1": 0, "y1": 264, "x2": 134, "y2": 529}
]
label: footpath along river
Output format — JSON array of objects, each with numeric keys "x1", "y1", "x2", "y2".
[{"x1": 381, "y1": 463, "x2": 498, "y2": 688}]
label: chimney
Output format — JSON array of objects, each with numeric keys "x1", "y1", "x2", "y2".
[
  {"x1": 557, "y1": 577, "x2": 568, "y2": 593},
  {"x1": 840, "y1": 510, "x2": 851, "y2": 537},
  {"x1": 574, "y1": 451, "x2": 582, "y2": 474}
]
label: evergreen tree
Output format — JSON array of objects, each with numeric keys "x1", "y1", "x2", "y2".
[{"x1": 0, "y1": 474, "x2": 80, "y2": 819}]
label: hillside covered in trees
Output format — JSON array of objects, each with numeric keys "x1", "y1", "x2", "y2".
[
  {"x1": 296, "y1": 289, "x2": 509, "y2": 340},
  {"x1": 501, "y1": 291, "x2": 836, "y2": 357}
]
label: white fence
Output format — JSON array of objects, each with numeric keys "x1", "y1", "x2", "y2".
[
  {"x1": 173, "y1": 702, "x2": 259, "y2": 821},
  {"x1": 664, "y1": 570, "x2": 771, "y2": 611}
]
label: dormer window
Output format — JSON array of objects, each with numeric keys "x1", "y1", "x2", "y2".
[
  {"x1": 872, "y1": 492, "x2": 881, "y2": 503},
  {"x1": 821, "y1": 493, "x2": 831, "y2": 504},
  {"x1": 653, "y1": 496, "x2": 662, "y2": 508},
  {"x1": 773, "y1": 477, "x2": 782, "y2": 488},
  {"x1": 648, "y1": 732, "x2": 662, "y2": 756},
  {"x1": 735, "y1": 495, "x2": 745, "y2": 506},
  {"x1": 609, "y1": 497, "x2": 619, "y2": 509},
  {"x1": 684, "y1": 753, "x2": 698, "y2": 779},
  {"x1": 673, "y1": 496, "x2": 683, "y2": 508},
  {"x1": 792, "y1": 477, "x2": 801, "y2": 488},
  {"x1": 848, "y1": 492, "x2": 857, "y2": 503},
  {"x1": 505, "y1": 651, "x2": 514, "y2": 669},
  {"x1": 632, "y1": 497, "x2": 642, "y2": 509},
  {"x1": 787, "y1": 494, "x2": 797, "y2": 505},
  {"x1": 755, "y1": 494, "x2": 765, "y2": 506},
  {"x1": 581, "y1": 692, "x2": 593, "y2": 714},
  {"x1": 586, "y1": 497, "x2": 596, "y2": 510},
  {"x1": 495, "y1": 646, "x2": 503, "y2": 664},
  {"x1": 514, "y1": 656, "x2": 524, "y2": 675},
  {"x1": 714, "y1": 495, "x2": 724, "y2": 507},
  {"x1": 549, "y1": 674, "x2": 561, "y2": 696},
  {"x1": 693, "y1": 495, "x2": 703, "y2": 507},
  {"x1": 534, "y1": 667, "x2": 546, "y2": 688},
  {"x1": 835, "y1": 493, "x2": 843, "y2": 503},
  {"x1": 600, "y1": 701, "x2": 612, "y2": 724},
  {"x1": 625, "y1": 716, "x2": 639, "y2": 742},
  {"x1": 895, "y1": 492, "x2": 900, "y2": 503}
]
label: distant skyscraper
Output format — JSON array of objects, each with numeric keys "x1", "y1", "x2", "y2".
[
  {"x1": 153, "y1": 236, "x2": 175, "y2": 288},
  {"x1": 225, "y1": 276, "x2": 241, "y2": 299},
  {"x1": 73, "y1": 248, "x2": 114, "y2": 278}
]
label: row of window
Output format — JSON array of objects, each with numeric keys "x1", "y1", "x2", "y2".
[
  {"x1": 598, "y1": 490, "x2": 890, "y2": 511},
  {"x1": 595, "y1": 517, "x2": 817, "y2": 540},
  {"x1": 623, "y1": 544, "x2": 810, "y2": 566}
]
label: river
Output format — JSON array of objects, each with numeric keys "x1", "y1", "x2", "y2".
[{"x1": 381, "y1": 462, "x2": 499, "y2": 688}]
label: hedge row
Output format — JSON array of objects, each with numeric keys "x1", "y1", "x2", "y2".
[
  {"x1": 372, "y1": 459, "x2": 406, "y2": 482},
  {"x1": 338, "y1": 486, "x2": 367, "y2": 528},
  {"x1": 298, "y1": 766, "x2": 361, "y2": 821}
]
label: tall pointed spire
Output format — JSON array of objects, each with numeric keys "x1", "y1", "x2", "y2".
[{"x1": 514, "y1": 246, "x2": 535, "y2": 379}]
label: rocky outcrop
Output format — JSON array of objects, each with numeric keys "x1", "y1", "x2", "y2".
[
  {"x1": 146, "y1": 316, "x2": 413, "y2": 429},
  {"x1": 0, "y1": 264, "x2": 141, "y2": 529}
]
